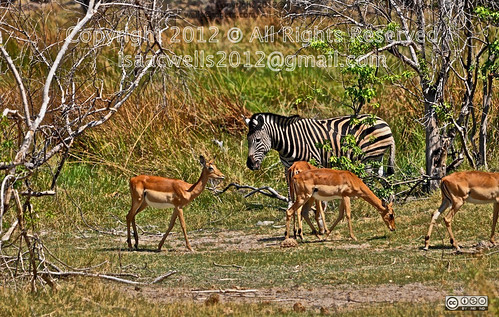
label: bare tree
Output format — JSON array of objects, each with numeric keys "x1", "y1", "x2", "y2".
[
  {"x1": 283, "y1": 0, "x2": 497, "y2": 190},
  {"x1": 0, "y1": 0, "x2": 180, "y2": 289}
]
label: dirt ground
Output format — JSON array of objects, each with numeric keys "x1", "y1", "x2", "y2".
[
  {"x1": 132, "y1": 282, "x2": 446, "y2": 313},
  {"x1": 116, "y1": 229, "x2": 460, "y2": 312},
  {"x1": 120, "y1": 227, "x2": 381, "y2": 252}
]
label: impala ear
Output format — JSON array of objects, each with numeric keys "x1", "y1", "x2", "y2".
[{"x1": 199, "y1": 155, "x2": 206, "y2": 166}]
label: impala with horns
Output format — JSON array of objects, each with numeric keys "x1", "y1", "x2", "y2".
[
  {"x1": 286, "y1": 168, "x2": 395, "y2": 241},
  {"x1": 286, "y1": 161, "x2": 328, "y2": 236},
  {"x1": 126, "y1": 156, "x2": 224, "y2": 252},
  {"x1": 424, "y1": 171, "x2": 499, "y2": 251}
]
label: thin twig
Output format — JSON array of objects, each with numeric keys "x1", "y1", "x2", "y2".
[
  {"x1": 216, "y1": 183, "x2": 288, "y2": 202},
  {"x1": 41, "y1": 270, "x2": 177, "y2": 286},
  {"x1": 191, "y1": 289, "x2": 258, "y2": 294}
]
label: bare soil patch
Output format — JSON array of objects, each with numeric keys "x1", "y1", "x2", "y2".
[
  {"x1": 117, "y1": 229, "x2": 283, "y2": 252},
  {"x1": 117, "y1": 228, "x2": 378, "y2": 253},
  {"x1": 115, "y1": 229, "x2": 455, "y2": 312},
  {"x1": 131, "y1": 282, "x2": 446, "y2": 312}
]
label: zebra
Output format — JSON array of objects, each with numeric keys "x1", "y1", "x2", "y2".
[{"x1": 245, "y1": 112, "x2": 395, "y2": 175}]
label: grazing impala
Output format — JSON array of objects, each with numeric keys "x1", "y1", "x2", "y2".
[
  {"x1": 286, "y1": 168, "x2": 395, "y2": 241},
  {"x1": 286, "y1": 161, "x2": 328, "y2": 236},
  {"x1": 126, "y1": 156, "x2": 224, "y2": 252},
  {"x1": 424, "y1": 171, "x2": 499, "y2": 251}
]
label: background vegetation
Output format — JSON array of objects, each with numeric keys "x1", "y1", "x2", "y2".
[{"x1": 0, "y1": 1, "x2": 498, "y2": 315}]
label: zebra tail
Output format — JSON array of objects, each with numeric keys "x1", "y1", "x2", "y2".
[
  {"x1": 387, "y1": 141, "x2": 396, "y2": 175},
  {"x1": 286, "y1": 168, "x2": 296, "y2": 203}
]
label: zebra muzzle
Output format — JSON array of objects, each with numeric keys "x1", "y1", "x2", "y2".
[{"x1": 246, "y1": 156, "x2": 261, "y2": 170}]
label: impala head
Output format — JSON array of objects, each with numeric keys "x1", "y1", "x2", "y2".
[
  {"x1": 199, "y1": 156, "x2": 225, "y2": 180},
  {"x1": 381, "y1": 201, "x2": 395, "y2": 231},
  {"x1": 245, "y1": 114, "x2": 271, "y2": 170}
]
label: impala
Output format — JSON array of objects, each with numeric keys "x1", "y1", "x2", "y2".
[
  {"x1": 126, "y1": 156, "x2": 224, "y2": 252},
  {"x1": 286, "y1": 161, "x2": 328, "y2": 237},
  {"x1": 423, "y1": 171, "x2": 499, "y2": 251},
  {"x1": 286, "y1": 168, "x2": 395, "y2": 241}
]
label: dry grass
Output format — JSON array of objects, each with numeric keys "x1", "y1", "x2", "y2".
[{"x1": 0, "y1": 5, "x2": 498, "y2": 316}]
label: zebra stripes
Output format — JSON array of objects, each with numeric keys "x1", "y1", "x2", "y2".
[{"x1": 245, "y1": 113, "x2": 395, "y2": 175}]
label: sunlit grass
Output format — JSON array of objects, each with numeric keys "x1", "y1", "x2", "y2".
[{"x1": 1, "y1": 5, "x2": 498, "y2": 316}]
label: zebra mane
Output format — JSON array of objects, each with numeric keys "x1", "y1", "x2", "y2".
[{"x1": 251, "y1": 113, "x2": 302, "y2": 124}]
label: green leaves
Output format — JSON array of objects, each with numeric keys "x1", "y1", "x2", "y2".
[
  {"x1": 475, "y1": 6, "x2": 499, "y2": 24},
  {"x1": 316, "y1": 135, "x2": 366, "y2": 178},
  {"x1": 433, "y1": 102, "x2": 453, "y2": 123},
  {"x1": 330, "y1": 155, "x2": 367, "y2": 178}
]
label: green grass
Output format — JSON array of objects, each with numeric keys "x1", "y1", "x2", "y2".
[
  {"x1": 1, "y1": 5, "x2": 498, "y2": 316},
  {"x1": 4, "y1": 180, "x2": 496, "y2": 315},
  {"x1": 2, "y1": 198, "x2": 498, "y2": 315}
]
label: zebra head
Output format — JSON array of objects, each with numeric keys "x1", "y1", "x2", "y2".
[{"x1": 245, "y1": 114, "x2": 271, "y2": 170}]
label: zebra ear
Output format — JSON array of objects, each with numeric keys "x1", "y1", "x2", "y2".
[
  {"x1": 244, "y1": 118, "x2": 251, "y2": 126},
  {"x1": 254, "y1": 115, "x2": 264, "y2": 129}
]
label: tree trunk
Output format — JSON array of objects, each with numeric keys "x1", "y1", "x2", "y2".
[
  {"x1": 423, "y1": 85, "x2": 446, "y2": 191},
  {"x1": 479, "y1": 73, "x2": 493, "y2": 168}
]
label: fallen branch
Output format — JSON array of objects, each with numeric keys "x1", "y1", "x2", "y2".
[
  {"x1": 215, "y1": 183, "x2": 288, "y2": 202},
  {"x1": 20, "y1": 190, "x2": 56, "y2": 197},
  {"x1": 191, "y1": 289, "x2": 258, "y2": 294},
  {"x1": 40, "y1": 270, "x2": 177, "y2": 285},
  {"x1": 244, "y1": 186, "x2": 288, "y2": 202}
]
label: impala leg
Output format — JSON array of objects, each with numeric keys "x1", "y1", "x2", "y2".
[
  {"x1": 343, "y1": 197, "x2": 356, "y2": 241},
  {"x1": 127, "y1": 200, "x2": 146, "y2": 250},
  {"x1": 424, "y1": 199, "x2": 450, "y2": 250},
  {"x1": 303, "y1": 198, "x2": 318, "y2": 235},
  {"x1": 296, "y1": 204, "x2": 305, "y2": 240},
  {"x1": 490, "y1": 202, "x2": 498, "y2": 245},
  {"x1": 126, "y1": 205, "x2": 138, "y2": 250},
  {"x1": 285, "y1": 205, "x2": 296, "y2": 240},
  {"x1": 314, "y1": 200, "x2": 328, "y2": 236},
  {"x1": 176, "y1": 208, "x2": 193, "y2": 252},
  {"x1": 444, "y1": 200, "x2": 463, "y2": 251},
  {"x1": 323, "y1": 197, "x2": 346, "y2": 241},
  {"x1": 158, "y1": 208, "x2": 179, "y2": 251},
  {"x1": 286, "y1": 199, "x2": 305, "y2": 240},
  {"x1": 293, "y1": 209, "x2": 297, "y2": 239}
]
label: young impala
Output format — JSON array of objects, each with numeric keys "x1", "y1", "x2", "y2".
[
  {"x1": 286, "y1": 161, "x2": 328, "y2": 237},
  {"x1": 286, "y1": 168, "x2": 395, "y2": 241},
  {"x1": 424, "y1": 171, "x2": 499, "y2": 251},
  {"x1": 126, "y1": 156, "x2": 224, "y2": 252}
]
